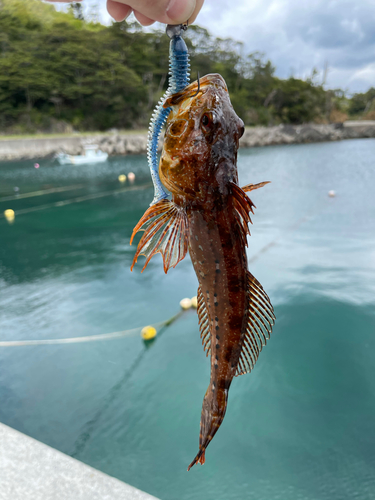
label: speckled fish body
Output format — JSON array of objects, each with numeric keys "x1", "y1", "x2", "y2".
[{"x1": 131, "y1": 74, "x2": 275, "y2": 470}]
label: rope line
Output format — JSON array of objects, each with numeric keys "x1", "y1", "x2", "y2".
[
  {"x1": 0, "y1": 183, "x2": 152, "y2": 219},
  {"x1": 0, "y1": 184, "x2": 87, "y2": 203},
  {"x1": 0, "y1": 309, "x2": 186, "y2": 347}
]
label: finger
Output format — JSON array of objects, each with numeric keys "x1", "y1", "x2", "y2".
[
  {"x1": 106, "y1": 0, "x2": 132, "y2": 21},
  {"x1": 133, "y1": 10, "x2": 156, "y2": 26},
  {"x1": 166, "y1": 0, "x2": 196, "y2": 23},
  {"x1": 113, "y1": 0, "x2": 196, "y2": 24},
  {"x1": 188, "y1": 0, "x2": 204, "y2": 24}
]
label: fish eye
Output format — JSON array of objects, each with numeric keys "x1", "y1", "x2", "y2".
[
  {"x1": 202, "y1": 114, "x2": 210, "y2": 126},
  {"x1": 201, "y1": 112, "x2": 215, "y2": 134}
]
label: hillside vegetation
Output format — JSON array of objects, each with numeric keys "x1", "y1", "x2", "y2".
[{"x1": 0, "y1": 0, "x2": 374, "y2": 134}]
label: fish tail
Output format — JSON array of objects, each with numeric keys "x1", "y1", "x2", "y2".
[
  {"x1": 187, "y1": 449, "x2": 205, "y2": 471},
  {"x1": 187, "y1": 387, "x2": 228, "y2": 471}
]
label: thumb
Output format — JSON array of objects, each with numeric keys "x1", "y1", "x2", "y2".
[{"x1": 119, "y1": 0, "x2": 196, "y2": 24}]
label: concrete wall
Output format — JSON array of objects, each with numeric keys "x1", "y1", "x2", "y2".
[
  {"x1": 0, "y1": 137, "x2": 83, "y2": 161},
  {"x1": 1, "y1": 121, "x2": 375, "y2": 161}
]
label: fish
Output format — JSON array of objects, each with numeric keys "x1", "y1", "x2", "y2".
[{"x1": 130, "y1": 73, "x2": 275, "y2": 470}]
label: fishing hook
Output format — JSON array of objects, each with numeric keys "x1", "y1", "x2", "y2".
[{"x1": 190, "y1": 72, "x2": 201, "y2": 98}]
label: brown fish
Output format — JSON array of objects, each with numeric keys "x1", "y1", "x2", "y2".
[{"x1": 130, "y1": 74, "x2": 275, "y2": 470}]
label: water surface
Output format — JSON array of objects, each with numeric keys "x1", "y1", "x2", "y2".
[{"x1": 1, "y1": 140, "x2": 375, "y2": 500}]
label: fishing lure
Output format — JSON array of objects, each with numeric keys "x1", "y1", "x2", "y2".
[
  {"x1": 147, "y1": 24, "x2": 190, "y2": 205},
  {"x1": 131, "y1": 73, "x2": 275, "y2": 470}
]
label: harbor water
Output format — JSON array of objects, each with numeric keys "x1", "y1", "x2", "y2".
[{"x1": 0, "y1": 139, "x2": 375, "y2": 499}]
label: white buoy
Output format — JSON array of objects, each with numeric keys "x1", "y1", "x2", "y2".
[
  {"x1": 328, "y1": 190, "x2": 336, "y2": 197},
  {"x1": 180, "y1": 298, "x2": 192, "y2": 310},
  {"x1": 128, "y1": 172, "x2": 135, "y2": 183}
]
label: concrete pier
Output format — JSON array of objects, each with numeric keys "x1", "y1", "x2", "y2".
[{"x1": 0, "y1": 423, "x2": 159, "y2": 500}]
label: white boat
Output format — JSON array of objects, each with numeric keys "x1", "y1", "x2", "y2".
[{"x1": 55, "y1": 145, "x2": 108, "y2": 165}]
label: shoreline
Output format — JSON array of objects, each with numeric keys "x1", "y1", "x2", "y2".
[{"x1": 0, "y1": 121, "x2": 375, "y2": 161}]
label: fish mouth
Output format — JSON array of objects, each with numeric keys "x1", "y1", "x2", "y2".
[{"x1": 163, "y1": 73, "x2": 227, "y2": 108}]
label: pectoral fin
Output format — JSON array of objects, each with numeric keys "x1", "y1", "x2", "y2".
[
  {"x1": 130, "y1": 199, "x2": 189, "y2": 273},
  {"x1": 235, "y1": 271, "x2": 275, "y2": 377},
  {"x1": 231, "y1": 181, "x2": 270, "y2": 248}
]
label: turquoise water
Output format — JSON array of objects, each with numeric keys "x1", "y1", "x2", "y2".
[{"x1": 1, "y1": 140, "x2": 375, "y2": 499}]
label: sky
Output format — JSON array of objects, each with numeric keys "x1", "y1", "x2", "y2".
[{"x1": 57, "y1": 0, "x2": 375, "y2": 93}]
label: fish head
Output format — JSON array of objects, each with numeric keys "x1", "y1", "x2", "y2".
[{"x1": 159, "y1": 74, "x2": 244, "y2": 203}]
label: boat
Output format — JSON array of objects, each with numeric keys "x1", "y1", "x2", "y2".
[{"x1": 55, "y1": 145, "x2": 108, "y2": 165}]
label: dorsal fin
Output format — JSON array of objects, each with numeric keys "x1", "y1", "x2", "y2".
[
  {"x1": 130, "y1": 199, "x2": 189, "y2": 273},
  {"x1": 197, "y1": 285, "x2": 211, "y2": 357},
  {"x1": 235, "y1": 271, "x2": 275, "y2": 377}
]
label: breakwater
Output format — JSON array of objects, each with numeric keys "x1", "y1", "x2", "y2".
[{"x1": 1, "y1": 121, "x2": 375, "y2": 161}]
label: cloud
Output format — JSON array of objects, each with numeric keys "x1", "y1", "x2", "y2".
[
  {"x1": 196, "y1": 0, "x2": 375, "y2": 92},
  {"x1": 70, "y1": 0, "x2": 375, "y2": 92}
]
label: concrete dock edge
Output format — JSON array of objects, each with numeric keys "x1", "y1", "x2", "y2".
[{"x1": 0, "y1": 423, "x2": 160, "y2": 500}]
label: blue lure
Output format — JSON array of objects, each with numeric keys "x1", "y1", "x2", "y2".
[{"x1": 147, "y1": 24, "x2": 190, "y2": 205}]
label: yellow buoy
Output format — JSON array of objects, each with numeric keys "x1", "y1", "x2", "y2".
[
  {"x1": 4, "y1": 209, "x2": 15, "y2": 224},
  {"x1": 118, "y1": 174, "x2": 126, "y2": 183},
  {"x1": 180, "y1": 297, "x2": 192, "y2": 310},
  {"x1": 141, "y1": 325, "x2": 157, "y2": 340},
  {"x1": 191, "y1": 296, "x2": 198, "y2": 308}
]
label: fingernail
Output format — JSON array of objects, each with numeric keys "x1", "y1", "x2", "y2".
[{"x1": 166, "y1": 0, "x2": 195, "y2": 23}]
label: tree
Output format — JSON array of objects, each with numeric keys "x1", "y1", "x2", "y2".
[{"x1": 0, "y1": 0, "x2": 368, "y2": 133}]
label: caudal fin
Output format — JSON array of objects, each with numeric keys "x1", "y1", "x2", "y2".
[
  {"x1": 187, "y1": 449, "x2": 205, "y2": 471},
  {"x1": 187, "y1": 387, "x2": 228, "y2": 471}
]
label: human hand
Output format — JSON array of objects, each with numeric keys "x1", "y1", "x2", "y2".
[
  {"x1": 107, "y1": 0, "x2": 204, "y2": 24},
  {"x1": 48, "y1": 0, "x2": 204, "y2": 25}
]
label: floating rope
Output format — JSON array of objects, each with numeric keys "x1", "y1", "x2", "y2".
[
  {"x1": 0, "y1": 184, "x2": 87, "y2": 203},
  {"x1": 0, "y1": 183, "x2": 152, "y2": 219},
  {"x1": 0, "y1": 299, "x2": 195, "y2": 347}
]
